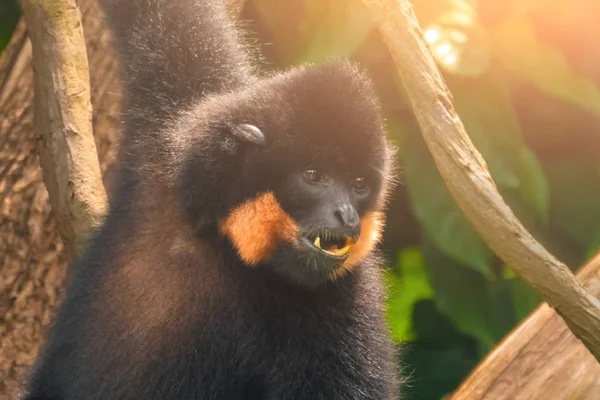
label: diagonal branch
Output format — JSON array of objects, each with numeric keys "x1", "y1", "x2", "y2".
[
  {"x1": 20, "y1": 0, "x2": 108, "y2": 261},
  {"x1": 363, "y1": 0, "x2": 600, "y2": 361}
]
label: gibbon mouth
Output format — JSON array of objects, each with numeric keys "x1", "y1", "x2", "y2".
[{"x1": 301, "y1": 231, "x2": 359, "y2": 259}]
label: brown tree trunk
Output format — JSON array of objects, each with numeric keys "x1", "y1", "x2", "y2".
[
  {"x1": 0, "y1": 0, "x2": 119, "y2": 397},
  {"x1": 451, "y1": 253, "x2": 600, "y2": 399}
]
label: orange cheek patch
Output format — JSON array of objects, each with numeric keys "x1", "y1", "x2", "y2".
[
  {"x1": 219, "y1": 192, "x2": 299, "y2": 265},
  {"x1": 331, "y1": 211, "x2": 385, "y2": 279}
]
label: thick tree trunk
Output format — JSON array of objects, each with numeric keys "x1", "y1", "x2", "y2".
[
  {"x1": 451, "y1": 253, "x2": 600, "y2": 399},
  {"x1": 0, "y1": 0, "x2": 119, "y2": 397}
]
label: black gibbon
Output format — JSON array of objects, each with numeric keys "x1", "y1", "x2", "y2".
[{"x1": 23, "y1": 0, "x2": 400, "y2": 399}]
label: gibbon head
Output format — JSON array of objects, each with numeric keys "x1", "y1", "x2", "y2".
[{"x1": 177, "y1": 60, "x2": 396, "y2": 288}]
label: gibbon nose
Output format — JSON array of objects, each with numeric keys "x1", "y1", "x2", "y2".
[{"x1": 334, "y1": 204, "x2": 361, "y2": 236}]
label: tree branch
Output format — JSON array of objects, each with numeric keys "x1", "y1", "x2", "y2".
[
  {"x1": 20, "y1": 0, "x2": 108, "y2": 261},
  {"x1": 363, "y1": 0, "x2": 600, "y2": 361}
]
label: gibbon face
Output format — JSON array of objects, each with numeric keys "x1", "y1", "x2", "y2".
[{"x1": 211, "y1": 62, "x2": 395, "y2": 288}]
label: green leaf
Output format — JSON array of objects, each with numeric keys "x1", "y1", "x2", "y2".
[
  {"x1": 384, "y1": 248, "x2": 435, "y2": 342},
  {"x1": 450, "y1": 77, "x2": 549, "y2": 221},
  {"x1": 401, "y1": 311, "x2": 479, "y2": 400},
  {"x1": 587, "y1": 231, "x2": 600, "y2": 260},
  {"x1": 486, "y1": 278, "x2": 517, "y2": 340},
  {"x1": 451, "y1": 79, "x2": 520, "y2": 189},
  {"x1": 515, "y1": 148, "x2": 549, "y2": 222},
  {"x1": 505, "y1": 267, "x2": 542, "y2": 321},
  {"x1": 423, "y1": 238, "x2": 515, "y2": 353},
  {"x1": 0, "y1": 0, "x2": 20, "y2": 52},
  {"x1": 384, "y1": 116, "x2": 405, "y2": 149},
  {"x1": 492, "y1": 18, "x2": 600, "y2": 119},
  {"x1": 411, "y1": 300, "x2": 471, "y2": 346},
  {"x1": 402, "y1": 123, "x2": 494, "y2": 278},
  {"x1": 546, "y1": 162, "x2": 600, "y2": 249}
]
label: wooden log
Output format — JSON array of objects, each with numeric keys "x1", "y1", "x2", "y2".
[
  {"x1": 0, "y1": 0, "x2": 120, "y2": 397},
  {"x1": 451, "y1": 253, "x2": 600, "y2": 400}
]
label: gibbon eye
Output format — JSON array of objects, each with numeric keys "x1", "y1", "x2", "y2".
[
  {"x1": 303, "y1": 169, "x2": 325, "y2": 183},
  {"x1": 352, "y1": 177, "x2": 368, "y2": 193}
]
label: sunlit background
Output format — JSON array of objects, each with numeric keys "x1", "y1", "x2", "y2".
[{"x1": 2, "y1": 0, "x2": 600, "y2": 398}]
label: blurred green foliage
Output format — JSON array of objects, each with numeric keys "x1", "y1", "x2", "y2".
[
  {"x1": 2, "y1": 0, "x2": 600, "y2": 398},
  {"x1": 0, "y1": 0, "x2": 19, "y2": 51}
]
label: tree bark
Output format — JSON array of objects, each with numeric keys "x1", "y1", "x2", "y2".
[
  {"x1": 363, "y1": 0, "x2": 600, "y2": 361},
  {"x1": 20, "y1": 0, "x2": 108, "y2": 261},
  {"x1": 0, "y1": 0, "x2": 120, "y2": 396},
  {"x1": 451, "y1": 252, "x2": 600, "y2": 399}
]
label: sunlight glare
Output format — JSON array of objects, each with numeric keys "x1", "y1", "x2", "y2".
[{"x1": 424, "y1": 28, "x2": 441, "y2": 44}]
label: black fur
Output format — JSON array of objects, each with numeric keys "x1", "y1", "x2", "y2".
[{"x1": 23, "y1": 0, "x2": 400, "y2": 399}]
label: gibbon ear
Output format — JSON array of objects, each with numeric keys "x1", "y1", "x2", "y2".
[{"x1": 232, "y1": 124, "x2": 266, "y2": 146}]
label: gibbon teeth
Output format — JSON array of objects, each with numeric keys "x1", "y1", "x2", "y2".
[
  {"x1": 312, "y1": 236, "x2": 353, "y2": 257},
  {"x1": 314, "y1": 236, "x2": 321, "y2": 249},
  {"x1": 323, "y1": 245, "x2": 350, "y2": 257}
]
